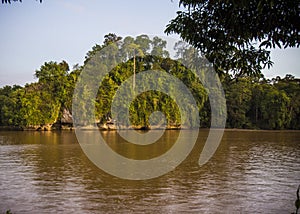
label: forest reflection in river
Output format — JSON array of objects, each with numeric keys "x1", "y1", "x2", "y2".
[{"x1": 0, "y1": 130, "x2": 299, "y2": 213}]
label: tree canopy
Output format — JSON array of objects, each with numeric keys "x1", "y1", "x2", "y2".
[
  {"x1": 0, "y1": 33, "x2": 299, "y2": 130},
  {"x1": 165, "y1": 0, "x2": 300, "y2": 77}
]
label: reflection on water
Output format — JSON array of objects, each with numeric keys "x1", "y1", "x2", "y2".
[{"x1": 0, "y1": 130, "x2": 300, "y2": 213}]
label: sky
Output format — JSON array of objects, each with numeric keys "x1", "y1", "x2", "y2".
[{"x1": 0, "y1": 0, "x2": 299, "y2": 87}]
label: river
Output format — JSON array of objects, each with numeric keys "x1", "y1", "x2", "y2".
[{"x1": 0, "y1": 130, "x2": 299, "y2": 213}]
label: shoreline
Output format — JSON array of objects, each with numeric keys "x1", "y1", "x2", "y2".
[{"x1": 0, "y1": 126, "x2": 299, "y2": 132}]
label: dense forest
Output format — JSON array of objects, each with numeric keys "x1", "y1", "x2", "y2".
[{"x1": 0, "y1": 34, "x2": 299, "y2": 130}]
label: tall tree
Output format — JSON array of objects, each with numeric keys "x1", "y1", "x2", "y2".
[
  {"x1": 134, "y1": 34, "x2": 151, "y2": 55},
  {"x1": 34, "y1": 61, "x2": 70, "y2": 125},
  {"x1": 224, "y1": 78, "x2": 253, "y2": 128},
  {"x1": 249, "y1": 82, "x2": 291, "y2": 129},
  {"x1": 274, "y1": 75, "x2": 300, "y2": 129},
  {"x1": 35, "y1": 61, "x2": 69, "y2": 104},
  {"x1": 165, "y1": 0, "x2": 300, "y2": 76},
  {"x1": 121, "y1": 36, "x2": 144, "y2": 89},
  {"x1": 0, "y1": 85, "x2": 22, "y2": 126},
  {"x1": 103, "y1": 33, "x2": 122, "y2": 46},
  {"x1": 151, "y1": 36, "x2": 170, "y2": 58}
]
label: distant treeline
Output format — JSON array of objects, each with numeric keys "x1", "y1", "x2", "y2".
[{"x1": 0, "y1": 34, "x2": 299, "y2": 130}]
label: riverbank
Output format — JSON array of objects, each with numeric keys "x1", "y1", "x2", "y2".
[{"x1": 0, "y1": 125, "x2": 299, "y2": 132}]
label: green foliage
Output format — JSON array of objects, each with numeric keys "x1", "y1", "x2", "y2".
[
  {"x1": 252, "y1": 84, "x2": 290, "y2": 129},
  {"x1": 94, "y1": 55, "x2": 207, "y2": 128},
  {"x1": 224, "y1": 78, "x2": 253, "y2": 128},
  {"x1": 222, "y1": 74, "x2": 298, "y2": 130},
  {"x1": 0, "y1": 33, "x2": 299, "y2": 130},
  {"x1": 0, "y1": 60, "x2": 73, "y2": 127},
  {"x1": 150, "y1": 36, "x2": 170, "y2": 58},
  {"x1": 19, "y1": 83, "x2": 61, "y2": 126},
  {"x1": 0, "y1": 85, "x2": 23, "y2": 126},
  {"x1": 273, "y1": 75, "x2": 300, "y2": 129},
  {"x1": 165, "y1": 0, "x2": 300, "y2": 77}
]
